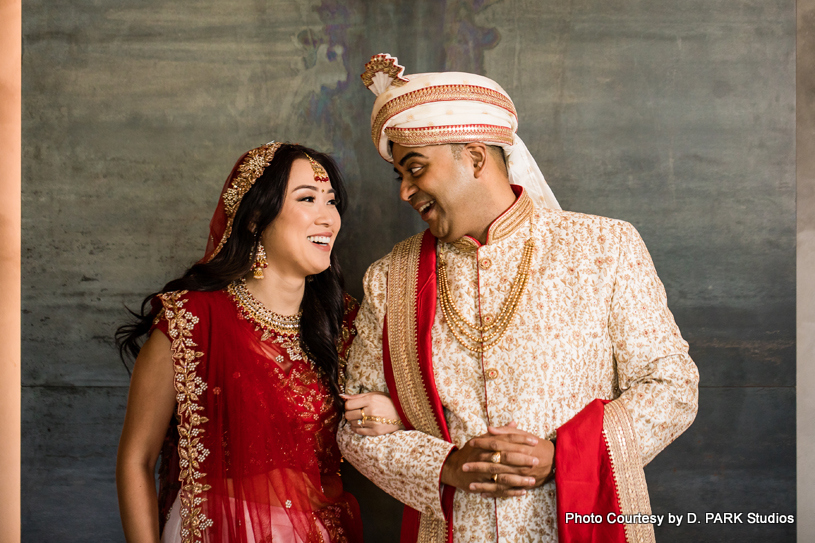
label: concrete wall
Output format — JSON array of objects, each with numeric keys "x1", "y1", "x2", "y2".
[
  {"x1": 22, "y1": 1, "x2": 796, "y2": 541},
  {"x1": 798, "y1": 0, "x2": 815, "y2": 540}
]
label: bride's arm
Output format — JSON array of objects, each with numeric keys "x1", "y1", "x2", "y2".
[
  {"x1": 116, "y1": 331, "x2": 177, "y2": 543},
  {"x1": 342, "y1": 391, "x2": 404, "y2": 436}
]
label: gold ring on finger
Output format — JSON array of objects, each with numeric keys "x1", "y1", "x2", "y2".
[
  {"x1": 492, "y1": 473, "x2": 499, "y2": 483},
  {"x1": 490, "y1": 451, "x2": 501, "y2": 464},
  {"x1": 360, "y1": 408, "x2": 367, "y2": 424}
]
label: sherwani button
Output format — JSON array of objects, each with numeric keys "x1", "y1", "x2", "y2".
[
  {"x1": 479, "y1": 257, "x2": 492, "y2": 270},
  {"x1": 485, "y1": 368, "x2": 499, "y2": 380}
]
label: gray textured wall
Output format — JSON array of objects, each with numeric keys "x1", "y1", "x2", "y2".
[
  {"x1": 798, "y1": 0, "x2": 815, "y2": 540},
  {"x1": 22, "y1": 0, "x2": 796, "y2": 541}
]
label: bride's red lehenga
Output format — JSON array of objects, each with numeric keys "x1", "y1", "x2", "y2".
[
  {"x1": 152, "y1": 284, "x2": 362, "y2": 543},
  {"x1": 150, "y1": 143, "x2": 363, "y2": 543}
]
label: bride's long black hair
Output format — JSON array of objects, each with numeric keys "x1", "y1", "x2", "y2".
[{"x1": 115, "y1": 144, "x2": 348, "y2": 399}]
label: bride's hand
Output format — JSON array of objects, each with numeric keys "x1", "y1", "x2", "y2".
[{"x1": 341, "y1": 391, "x2": 404, "y2": 436}]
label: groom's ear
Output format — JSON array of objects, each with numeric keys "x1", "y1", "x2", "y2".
[{"x1": 463, "y1": 143, "x2": 489, "y2": 178}]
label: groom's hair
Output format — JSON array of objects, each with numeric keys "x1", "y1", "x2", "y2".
[{"x1": 448, "y1": 143, "x2": 508, "y2": 172}]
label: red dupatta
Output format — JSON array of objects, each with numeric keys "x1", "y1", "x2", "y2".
[{"x1": 381, "y1": 230, "x2": 655, "y2": 543}]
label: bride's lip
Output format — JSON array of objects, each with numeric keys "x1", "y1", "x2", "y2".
[{"x1": 307, "y1": 233, "x2": 333, "y2": 250}]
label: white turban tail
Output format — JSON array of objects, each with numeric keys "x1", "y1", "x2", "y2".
[{"x1": 362, "y1": 54, "x2": 560, "y2": 211}]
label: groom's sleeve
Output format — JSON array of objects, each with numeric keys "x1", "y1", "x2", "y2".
[{"x1": 337, "y1": 256, "x2": 455, "y2": 521}]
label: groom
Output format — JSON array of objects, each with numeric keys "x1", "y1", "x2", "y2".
[{"x1": 338, "y1": 54, "x2": 699, "y2": 543}]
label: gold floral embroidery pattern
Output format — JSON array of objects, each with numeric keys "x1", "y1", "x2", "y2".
[
  {"x1": 489, "y1": 189, "x2": 533, "y2": 243},
  {"x1": 227, "y1": 280, "x2": 308, "y2": 363},
  {"x1": 603, "y1": 400, "x2": 656, "y2": 543},
  {"x1": 159, "y1": 291, "x2": 212, "y2": 543},
  {"x1": 387, "y1": 232, "x2": 448, "y2": 543},
  {"x1": 315, "y1": 503, "x2": 355, "y2": 543},
  {"x1": 384, "y1": 124, "x2": 514, "y2": 147},
  {"x1": 206, "y1": 142, "x2": 282, "y2": 263},
  {"x1": 372, "y1": 84, "x2": 517, "y2": 148}
]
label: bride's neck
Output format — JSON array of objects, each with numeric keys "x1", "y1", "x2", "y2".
[{"x1": 243, "y1": 267, "x2": 305, "y2": 316}]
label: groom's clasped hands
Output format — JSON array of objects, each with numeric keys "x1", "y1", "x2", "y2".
[{"x1": 441, "y1": 421, "x2": 555, "y2": 499}]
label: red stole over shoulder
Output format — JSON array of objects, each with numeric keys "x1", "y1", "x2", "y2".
[{"x1": 381, "y1": 230, "x2": 655, "y2": 543}]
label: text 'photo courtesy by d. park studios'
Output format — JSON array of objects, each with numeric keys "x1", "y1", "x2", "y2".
[{"x1": 564, "y1": 512, "x2": 795, "y2": 527}]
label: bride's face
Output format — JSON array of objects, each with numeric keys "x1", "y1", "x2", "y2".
[{"x1": 260, "y1": 158, "x2": 341, "y2": 279}]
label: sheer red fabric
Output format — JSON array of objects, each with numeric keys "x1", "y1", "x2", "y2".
[{"x1": 152, "y1": 289, "x2": 362, "y2": 543}]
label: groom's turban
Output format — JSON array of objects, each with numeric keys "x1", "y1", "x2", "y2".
[{"x1": 362, "y1": 53, "x2": 560, "y2": 210}]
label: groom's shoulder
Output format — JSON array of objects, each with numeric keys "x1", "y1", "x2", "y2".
[{"x1": 361, "y1": 231, "x2": 426, "y2": 286}]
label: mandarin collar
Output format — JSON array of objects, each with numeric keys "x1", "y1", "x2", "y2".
[{"x1": 450, "y1": 185, "x2": 534, "y2": 252}]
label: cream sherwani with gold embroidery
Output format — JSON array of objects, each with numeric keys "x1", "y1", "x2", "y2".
[{"x1": 338, "y1": 190, "x2": 699, "y2": 543}]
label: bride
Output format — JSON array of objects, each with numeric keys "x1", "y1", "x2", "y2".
[{"x1": 115, "y1": 142, "x2": 401, "y2": 543}]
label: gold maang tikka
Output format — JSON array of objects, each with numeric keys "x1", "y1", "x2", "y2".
[{"x1": 303, "y1": 153, "x2": 330, "y2": 184}]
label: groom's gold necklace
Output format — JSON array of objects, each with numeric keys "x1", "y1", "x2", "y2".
[{"x1": 437, "y1": 235, "x2": 535, "y2": 353}]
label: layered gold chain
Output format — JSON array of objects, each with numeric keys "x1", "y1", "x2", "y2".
[{"x1": 437, "y1": 238, "x2": 535, "y2": 353}]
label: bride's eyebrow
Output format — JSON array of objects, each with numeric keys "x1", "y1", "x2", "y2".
[{"x1": 291, "y1": 184, "x2": 319, "y2": 192}]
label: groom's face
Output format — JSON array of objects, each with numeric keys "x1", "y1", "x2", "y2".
[{"x1": 391, "y1": 143, "x2": 478, "y2": 243}]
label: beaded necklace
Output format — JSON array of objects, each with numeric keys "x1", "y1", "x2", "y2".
[
  {"x1": 228, "y1": 279, "x2": 301, "y2": 338},
  {"x1": 437, "y1": 231, "x2": 535, "y2": 354}
]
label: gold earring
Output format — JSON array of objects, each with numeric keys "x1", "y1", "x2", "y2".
[{"x1": 252, "y1": 241, "x2": 268, "y2": 279}]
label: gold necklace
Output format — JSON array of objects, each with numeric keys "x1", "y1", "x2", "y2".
[
  {"x1": 228, "y1": 279, "x2": 301, "y2": 336},
  {"x1": 437, "y1": 238, "x2": 535, "y2": 353}
]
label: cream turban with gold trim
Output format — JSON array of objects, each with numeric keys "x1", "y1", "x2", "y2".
[{"x1": 362, "y1": 53, "x2": 560, "y2": 210}]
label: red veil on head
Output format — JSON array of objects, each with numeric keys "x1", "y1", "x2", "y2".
[{"x1": 201, "y1": 142, "x2": 282, "y2": 264}]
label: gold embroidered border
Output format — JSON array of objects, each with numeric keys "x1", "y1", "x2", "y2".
[
  {"x1": 487, "y1": 188, "x2": 533, "y2": 243},
  {"x1": 386, "y1": 233, "x2": 448, "y2": 543},
  {"x1": 385, "y1": 124, "x2": 514, "y2": 147},
  {"x1": 447, "y1": 189, "x2": 533, "y2": 251},
  {"x1": 418, "y1": 514, "x2": 447, "y2": 543},
  {"x1": 603, "y1": 400, "x2": 655, "y2": 543},
  {"x1": 206, "y1": 142, "x2": 282, "y2": 263},
  {"x1": 372, "y1": 84, "x2": 517, "y2": 147},
  {"x1": 160, "y1": 291, "x2": 212, "y2": 543},
  {"x1": 387, "y1": 233, "x2": 443, "y2": 439}
]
